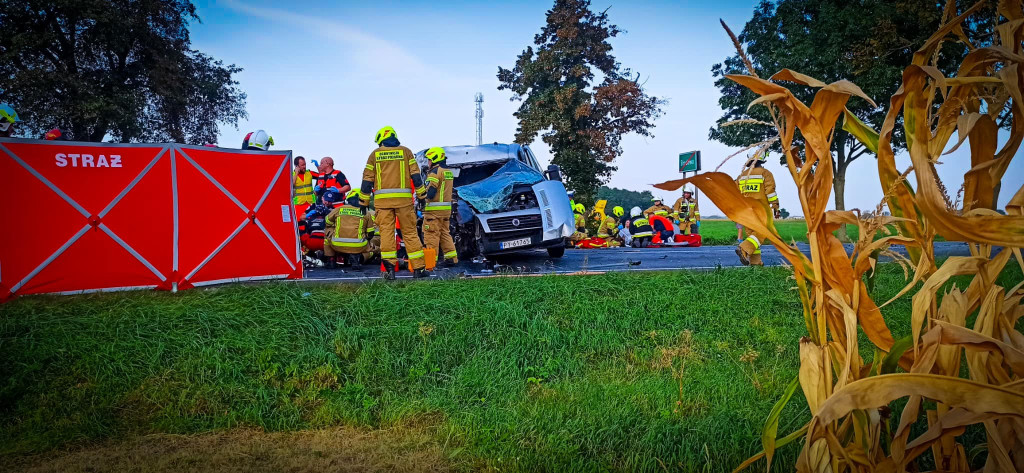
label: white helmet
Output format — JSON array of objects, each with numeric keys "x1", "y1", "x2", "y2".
[
  {"x1": 243, "y1": 129, "x2": 274, "y2": 150},
  {"x1": 682, "y1": 185, "x2": 694, "y2": 196},
  {"x1": 630, "y1": 206, "x2": 642, "y2": 217}
]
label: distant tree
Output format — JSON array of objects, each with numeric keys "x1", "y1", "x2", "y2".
[
  {"x1": 709, "y1": 0, "x2": 1000, "y2": 236},
  {"x1": 498, "y1": 0, "x2": 664, "y2": 203},
  {"x1": 779, "y1": 208, "x2": 790, "y2": 219},
  {"x1": 597, "y1": 186, "x2": 654, "y2": 213},
  {"x1": 0, "y1": 0, "x2": 247, "y2": 143}
]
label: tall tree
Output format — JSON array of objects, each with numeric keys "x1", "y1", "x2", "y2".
[
  {"x1": 0, "y1": 0, "x2": 247, "y2": 143},
  {"x1": 710, "y1": 0, "x2": 999, "y2": 232},
  {"x1": 498, "y1": 0, "x2": 664, "y2": 202}
]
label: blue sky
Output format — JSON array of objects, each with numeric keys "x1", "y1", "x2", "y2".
[{"x1": 191, "y1": 0, "x2": 1023, "y2": 217}]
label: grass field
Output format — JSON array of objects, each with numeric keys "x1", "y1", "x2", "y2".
[
  {"x1": 2, "y1": 264, "x2": 1020, "y2": 472},
  {"x1": 697, "y1": 218, "x2": 862, "y2": 245}
]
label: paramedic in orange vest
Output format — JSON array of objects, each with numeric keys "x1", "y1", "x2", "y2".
[
  {"x1": 315, "y1": 156, "x2": 351, "y2": 203},
  {"x1": 735, "y1": 154, "x2": 780, "y2": 266},
  {"x1": 358, "y1": 126, "x2": 429, "y2": 280},
  {"x1": 292, "y1": 156, "x2": 317, "y2": 218},
  {"x1": 422, "y1": 147, "x2": 459, "y2": 267}
]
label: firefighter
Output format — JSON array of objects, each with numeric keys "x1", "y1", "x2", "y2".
[
  {"x1": 292, "y1": 156, "x2": 317, "y2": 218},
  {"x1": 735, "y1": 154, "x2": 780, "y2": 266},
  {"x1": 672, "y1": 185, "x2": 700, "y2": 235},
  {"x1": 628, "y1": 207, "x2": 653, "y2": 247},
  {"x1": 597, "y1": 206, "x2": 622, "y2": 247},
  {"x1": 0, "y1": 103, "x2": 22, "y2": 138},
  {"x1": 421, "y1": 147, "x2": 458, "y2": 267},
  {"x1": 644, "y1": 197, "x2": 671, "y2": 218},
  {"x1": 323, "y1": 195, "x2": 374, "y2": 269},
  {"x1": 571, "y1": 203, "x2": 588, "y2": 245},
  {"x1": 242, "y1": 129, "x2": 274, "y2": 150},
  {"x1": 358, "y1": 126, "x2": 429, "y2": 279},
  {"x1": 366, "y1": 209, "x2": 381, "y2": 262}
]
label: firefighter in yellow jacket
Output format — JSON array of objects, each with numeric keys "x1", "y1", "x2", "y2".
[
  {"x1": 571, "y1": 203, "x2": 587, "y2": 244},
  {"x1": 735, "y1": 154, "x2": 780, "y2": 266},
  {"x1": 643, "y1": 197, "x2": 672, "y2": 218},
  {"x1": 421, "y1": 147, "x2": 458, "y2": 267},
  {"x1": 358, "y1": 126, "x2": 429, "y2": 279},
  {"x1": 672, "y1": 185, "x2": 700, "y2": 235},
  {"x1": 323, "y1": 195, "x2": 374, "y2": 268},
  {"x1": 596, "y1": 206, "x2": 623, "y2": 247}
]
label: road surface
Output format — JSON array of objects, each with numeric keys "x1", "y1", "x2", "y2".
[{"x1": 302, "y1": 241, "x2": 972, "y2": 282}]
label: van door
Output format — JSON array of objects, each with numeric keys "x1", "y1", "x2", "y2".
[{"x1": 532, "y1": 180, "x2": 575, "y2": 241}]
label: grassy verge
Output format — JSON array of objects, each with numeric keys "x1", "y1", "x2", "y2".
[
  {"x1": 698, "y1": 219, "x2": 860, "y2": 245},
  {"x1": 2, "y1": 264, "x2": 1020, "y2": 472}
]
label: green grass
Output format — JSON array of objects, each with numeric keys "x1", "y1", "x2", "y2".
[
  {"x1": 2, "y1": 264, "x2": 1021, "y2": 472},
  {"x1": 698, "y1": 219, "x2": 862, "y2": 245}
]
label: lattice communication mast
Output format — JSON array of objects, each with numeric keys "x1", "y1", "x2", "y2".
[{"x1": 474, "y1": 93, "x2": 484, "y2": 145}]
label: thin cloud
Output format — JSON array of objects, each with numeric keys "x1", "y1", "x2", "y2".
[{"x1": 219, "y1": 0, "x2": 452, "y2": 81}]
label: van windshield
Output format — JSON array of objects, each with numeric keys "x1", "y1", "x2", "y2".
[{"x1": 453, "y1": 161, "x2": 508, "y2": 188}]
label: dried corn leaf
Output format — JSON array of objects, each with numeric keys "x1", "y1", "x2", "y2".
[{"x1": 813, "y1": 374, "x2": 1024, "y2": 427}]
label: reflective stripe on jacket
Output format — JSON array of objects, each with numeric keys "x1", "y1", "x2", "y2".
[
  {"x1": 326, "y1": 206, "x2": 371, "y2": 248},
  {"x1": 424, "y1": 166, "x2": 455, "y2": 213},
  {"x1": 361, "y1": 146, "x2": 423, "y2": 209},
  {"x1": 293, "y1": 170, "x2": 315, "y2": 205},
  {"x1": 735, "y1": 167, "x2": 779, "y2": 210}
]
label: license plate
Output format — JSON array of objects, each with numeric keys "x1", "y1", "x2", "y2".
[{"x1": 499, "y1": 237, "x2": 532, "y2": 249}]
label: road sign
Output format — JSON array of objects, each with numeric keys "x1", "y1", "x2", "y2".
[{"x1": 679, "y1": 151, "x2": 701, "y2": 172}]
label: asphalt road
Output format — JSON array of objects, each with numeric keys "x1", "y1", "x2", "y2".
[{"x1": 301, "y1": 241, "x2": 972, "y2": 282}]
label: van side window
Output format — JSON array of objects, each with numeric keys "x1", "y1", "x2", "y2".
[{"x1": 524, "y1": 147, "x2": 541, "y2": 171}]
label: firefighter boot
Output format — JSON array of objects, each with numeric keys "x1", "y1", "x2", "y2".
[
  {"x1": 443, "y1": 258, "x2": 457, "y2": 268},
  {"x1": 381, "y1": 261, "x2": 396, "y2": 280},
  {"x1": 413, "y1": 268, "x2": 430, "y2": 278},
  {"x1": 735, "y1": 234, "x2": 760, "y2": 266},
  {"x1": 749, "y1": 250, "x2": 764, "y2": 266},
  {"x1": 325, "y1": 256, "x2": 338, "y2": 269}
]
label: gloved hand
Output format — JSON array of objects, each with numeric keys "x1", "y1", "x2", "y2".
[
  {"x1": 617, "y1": 224, "x2": 624, "y2": 230},
  {"x1": 674, "y1": 219, "x2": 680, "y2": 224},
  {"x1": 314, "y1": 185, "x2": 322, "y2": 194}
]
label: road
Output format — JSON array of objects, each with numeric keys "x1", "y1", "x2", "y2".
[{"x1": 302, "y1": 241, "x2": 972, "y2": 282}]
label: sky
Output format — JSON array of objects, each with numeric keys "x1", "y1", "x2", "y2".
[{"x1": 191, "y1": 0, "x2": 1023, "y2": 217}]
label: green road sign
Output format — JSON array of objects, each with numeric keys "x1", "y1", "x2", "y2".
[{"x1": 679, "y1": 151, "x2": 701, "y2": 172}]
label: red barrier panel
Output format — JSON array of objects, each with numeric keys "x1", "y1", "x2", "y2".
[{"x1": 0, "y1": 139, "x2": 300, "y2": 301}]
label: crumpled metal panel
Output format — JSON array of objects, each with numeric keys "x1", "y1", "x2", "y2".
[
  {"x1": 532, "y1": 180, "x2": 574, "y2": 240},
  {"x1": 455, "y1": 159, "x2": 544, "y2": 213}
]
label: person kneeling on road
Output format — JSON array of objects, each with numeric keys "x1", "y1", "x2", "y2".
[
  {"x1": 300, "y1": 189, "x2": 340, "y2": 265},
  {"x1": 571, "y1": 203, "x2": 588, "y2": 246},
  {"x1": 324, "y1": 195, "x2": 374, "y2": 269},
  {"x1": 648, "y1": 212, "x2": 675, "y2": 244},
  {"x1": 628, "y1": 206, "x2": 653, "y2": 248},
  {"x1": 359, "y1": 126, "x2": 429, "y2": 280},
  {"x1": 421, "y1": 147, "x2": 459, "y2": 267},
  {"x1": 595, "y1": 208, "x2": 622, "y2": 247}
]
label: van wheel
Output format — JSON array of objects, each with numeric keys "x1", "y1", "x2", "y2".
[{"x1": 547, "y1": 246, "x2": 565, "y2": 258}]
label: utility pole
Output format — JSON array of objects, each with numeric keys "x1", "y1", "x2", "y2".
[{"x1": 474, "y1": 93, "x2": 484, "y2": 145}]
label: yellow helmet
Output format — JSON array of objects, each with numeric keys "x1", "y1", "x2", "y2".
[
  {"x1": 375, "y1": 126, "x2": 396, "y2": 145},
  {"x1": 612, "y1": 206, "x2": 624, "y2": 217},
  {"x1": 425, "y1": 146, "x2": 446, "y2": 163},
  {"x1": 573, "y1": 203, "x2": 585, "y2": 213}
]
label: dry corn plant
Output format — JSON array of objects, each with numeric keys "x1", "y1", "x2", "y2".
[{"x1": 655, "y1": 1, "x2": 1024, "y2": 471}]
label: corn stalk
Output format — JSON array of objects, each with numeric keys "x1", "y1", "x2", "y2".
[{"x1": 656, "y1": 1, "x2": 1024, "y2": 471}]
